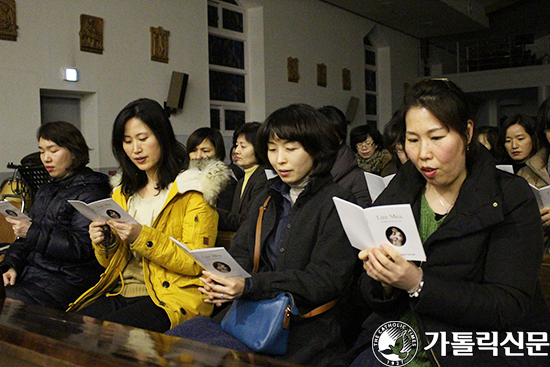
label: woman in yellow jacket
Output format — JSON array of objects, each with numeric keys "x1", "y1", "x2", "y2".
[{"x1": 67, "y1": 99, "x2": 230, "y2": 332}]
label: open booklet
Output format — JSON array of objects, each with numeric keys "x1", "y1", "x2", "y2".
[
  {"x1": 170, "y1": 237, "x2": 251, "y2": 278},
  {"x1": 496, "y1": 164, "x2": 514, "y2": 174},
  {"x1": 68, "y1": 198, "x2": 137, "y2": 223},
  {"x1": 333, "y1": 197, "x2": 426, "y2": 261},
  {"x1": 529, "y1": 183, "x2": 550, "y2": 209},
  {"x1": 364, "y1": 172, "x2": 396, "y2": 202},
  {"x1": 0, "y1": 200, "x2": 31, "y2": 221}
]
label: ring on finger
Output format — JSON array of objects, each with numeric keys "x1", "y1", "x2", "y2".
[{"x1": 220, "y1": 293, "x2": 224, "y2": 299}]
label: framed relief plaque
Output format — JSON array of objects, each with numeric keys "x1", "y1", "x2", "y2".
[
  {"x1": 151, "y1": 26, "x2": 170, "y2": 63},
  {"x1": 79, "y1": 14, "x2": 103, "y2": 54}
]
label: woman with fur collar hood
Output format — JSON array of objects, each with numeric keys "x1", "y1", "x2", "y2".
[{"x1": 67, "y1": 99, "x2": 230, "y2": 332}]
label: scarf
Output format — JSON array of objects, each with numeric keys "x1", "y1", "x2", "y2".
[{"x1": 356, "y1": 149, "x2": 393, "y2": 175}]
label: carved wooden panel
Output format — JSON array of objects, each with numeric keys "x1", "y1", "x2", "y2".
[
  {"x1": 79, "y1": 14, "x2": 103, "y2": 54},
  {"x1": 287, "y1": 57, "x2": 299, "y2": 83},
  {"x1": 0, "y1": 0, "x2": 18, "y2": 41},
  {"x1": 150, "y1": 26, "x2": 169, "y2": 63},
  {"x1": 317, "y1": 63, "x2": 327, "y2": 87}
]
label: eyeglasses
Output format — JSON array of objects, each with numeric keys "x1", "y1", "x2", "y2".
[{"x1": 356, "y1": 140, "x2": 375, "y2": 148}]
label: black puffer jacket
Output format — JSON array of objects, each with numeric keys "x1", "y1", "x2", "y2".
[{"x1": 1, "y1": 167, "x2": 110, "y2": 309}]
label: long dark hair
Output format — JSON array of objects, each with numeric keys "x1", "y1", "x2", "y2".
[
  {"x1": 111, "y1": 98, "x2": 188, "y2": 195},
  {"x1": 256, "y1": 103, "x2": 339, "y2": 177},
  {"x1": 496, "y1": 114, "x2": 538, "y2": 164},
  {"x1": 37, "y1": 121, "x2": 90, "y2": 172}
]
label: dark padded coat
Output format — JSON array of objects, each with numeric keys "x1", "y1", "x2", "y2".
[
  {"x1": 340, "y1": 149, "x2": 550, "y2": 367},
  {"x1": 1, "y1": 167, "x2": 110, "y2": 310},
  {"x1": 228, "y1": 174, "x2": 359, "y2": 366},
  {"x1": 331, "y1": 143, "x2": 372, "y2": 208}
]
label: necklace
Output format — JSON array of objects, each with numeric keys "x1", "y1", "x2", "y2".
[{"x1": 430, "y1": 185, "x2": 455, "y2": 215}]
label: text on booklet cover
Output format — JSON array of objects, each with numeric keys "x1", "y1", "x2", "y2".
[{"x1": 333, "y1": 197, "x2": 426, "y2": 261}]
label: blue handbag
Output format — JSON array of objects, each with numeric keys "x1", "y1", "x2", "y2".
[
  {"x1": 220, "y1": 292, "x2": 298, "y2": 355},
  {"x1": 221, "y1": 197, "x2": 338, "y2": 355}
]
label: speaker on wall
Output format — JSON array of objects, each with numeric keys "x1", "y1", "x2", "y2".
[{"x1": 165, "y1": 71, "x2": 189, "y2": 114}]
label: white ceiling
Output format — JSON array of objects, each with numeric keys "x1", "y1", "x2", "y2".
[{"x1": 320, "y1": 0, "x2": 527, "y2": 39}]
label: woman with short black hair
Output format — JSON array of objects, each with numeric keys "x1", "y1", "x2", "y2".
[
  {"x1": 1, "y1": 121, "x2": 110, "y2": 310},
  {"x1": 350, "y1": 124, "x2": 395, "y2": 176},
  {"x1": 217, "y1": 122, "x2": 269, "y2": 231},
  {"x1": 187, "y1": 127, "x2": 227, "y2": 161},
  {"x1": 186, "y1": 127, "x2": 234, "y2": 211},
  {"x1": 167, "y1": 103, "x2": 358, "y2": 366}
]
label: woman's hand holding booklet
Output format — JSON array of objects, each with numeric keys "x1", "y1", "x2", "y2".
[{"x1": 332, "y1": 197, "x2": 426, "y2": 261}]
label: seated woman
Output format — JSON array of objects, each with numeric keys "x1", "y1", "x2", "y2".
[
  {"x1": 319, "y1": 105, "x2": 371, "y2": 207},
  {"x1": 496, "y1": 114, "x2": 539, "y2": 172},
  {"x1": 1, "y1": 121, "x2": 110, "y2": 310},
  {"x1": 350, "y1": 124, "x2": 395, "y2": 176},
  {"x1": 518, "y1": 97, "x2": 550, "y2": 254},
  {"x1": 340, "y1": 79, "x2": 550, "y2": 367},
  {"x1": 67, "y1": 99, "x2": 229, "y2": 332},
  {"x1": 167, "y1": 104, "x2": 358, "y2": 366},
  {"x1": 186, "y1": 127, "x2": 235, "y2": 211},
  {"x1": 217, "y1": 122, "x2": 268, "y2": 232}
]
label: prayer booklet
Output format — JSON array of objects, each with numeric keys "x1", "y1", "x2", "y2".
[
  {"x1": 496, "y1": 165, "x2": 514, "y2": 174},
  {"x1": 0, "y1": 200, "x2": 30, "y2": 221},
  {"x1": 333, "y1": 197, "x2": 426, "y2": 261},
  {"x1": 529, "y1": 184, "x2": 550, "y2": 209},
  {"x1": 170, "y1": 237, "x2": 251, "y2": 278},
  {"x1": 364, "y1": 172, "x2": 396, "y2": 202},
  {"x1": 68, "y1": 198, "x2": 137, "y2": 223}
]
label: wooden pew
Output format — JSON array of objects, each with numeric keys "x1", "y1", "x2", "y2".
[{"x1": 0, "y1": 282, "x2": 302, "y2": 367}]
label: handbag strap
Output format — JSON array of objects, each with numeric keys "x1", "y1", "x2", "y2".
[
  {"x1": 299, "y1": 298, "x2": 338, "y2": 318},
  {"x1": 253, "y1": 196, "x2": 271, "y2": 274},
  {"x1": 253, "y1": 195, "x2": 339, "y2": 319}
]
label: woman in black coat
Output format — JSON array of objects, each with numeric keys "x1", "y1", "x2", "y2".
[
  {"x1": 341, "y1": 79, "x2": 550, "y2": 367},
  {"x1": 167, "y1": 104, "x2": 358, "y2": 366},
  {"x1": 319, "y1": 105, "x2": 372, "y2": 208},
  {"x1": 1, "y1": 121, "x2": 110, "y2": 310},
  {"x1": 217, "y1": 122, "x2": 268, "y2": 231}
]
